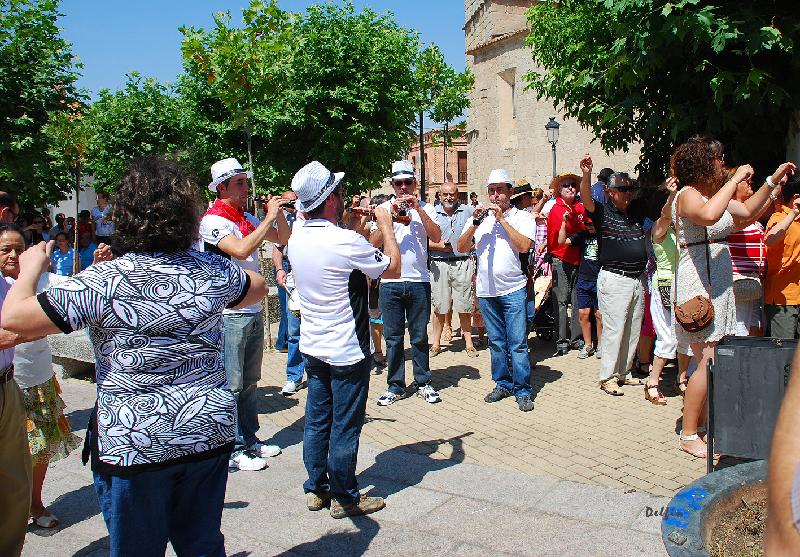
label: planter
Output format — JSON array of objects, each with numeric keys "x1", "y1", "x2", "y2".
[{"x1": 662, "y1": 460, "x2": 767, "y2": 556}]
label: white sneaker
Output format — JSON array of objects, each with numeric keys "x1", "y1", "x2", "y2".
[
  {"x1": 417, "y1": 383, "x2": 441, "y2": 404},
  {"x1": 250, "y1": 441, "x2": 281, "y2": 458},
  {"x1": 229, "y1": 450, "x2": 267, "y2": 471},
  {"x1": 281, "y1": 380, "x2": 299, "y2": 396},
  {"x1": 377, "y1": 390, "x2": 401, "y2": 406}
]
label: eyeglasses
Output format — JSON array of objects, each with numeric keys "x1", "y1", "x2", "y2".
[
  {"x1": 393, "y1": 179, "x2": 415, "y2": 187},
  {"x1": 33, "y1": 220, "x2": 43, "y2": 224},
  {"x1": 612, "y1": 186, "x2": 636, "y2": 193}
]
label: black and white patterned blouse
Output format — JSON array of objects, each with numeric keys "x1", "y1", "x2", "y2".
[{"x1": 38, "y1": 250, "x2": 250, "y2": 474}]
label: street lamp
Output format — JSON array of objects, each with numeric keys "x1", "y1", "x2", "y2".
[{"x1": 545, "y1": 116, "x2": 560, "y2": 178}]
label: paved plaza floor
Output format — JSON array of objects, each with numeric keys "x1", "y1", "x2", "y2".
[{"x1": 22, "y1": 328, "x2": 705, "y2": 556}]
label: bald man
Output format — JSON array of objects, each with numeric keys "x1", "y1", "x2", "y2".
[{"x1": 428, "y1": 182, "x2": 477, "y2": 356}]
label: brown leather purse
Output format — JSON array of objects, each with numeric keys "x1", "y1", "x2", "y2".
[{"x1": 673, "y1": 194, "x2": 714, "y2": 333}]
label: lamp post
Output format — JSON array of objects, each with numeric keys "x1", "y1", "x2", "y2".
[{"x1": 545, "y1": 116, "x2": 560, "y2": 178}]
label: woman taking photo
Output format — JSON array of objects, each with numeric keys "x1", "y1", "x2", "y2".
[
  {"x1": 2, "y1": 155, "x2": 266, "y2": 557},
  {"x1": 671, "y1": 135, "x2": 795, "y2": 458}
]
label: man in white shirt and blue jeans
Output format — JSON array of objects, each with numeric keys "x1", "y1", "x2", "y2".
[
  {"x1": 370, "y1": 160, "x2": 443, "y2": 406},
  {"x1": 458, "y1": 169, "x2": 537, "y2": 412},
  {"x1": 289, "y1": 161, "x2": 401, "y2": 518}
]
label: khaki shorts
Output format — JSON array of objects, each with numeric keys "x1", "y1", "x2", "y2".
[{"x1": 430, "y1": 258, "x2": 475, "y2": 314}]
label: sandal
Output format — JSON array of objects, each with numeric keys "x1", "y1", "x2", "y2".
[
  {"x1": 676, "y1": 378, "x2": 689, "y2": 396},
  {"x1": 619, "y1": 376, "x2": 645, "y2": 386},
  {"x1": 678, "y1": 432, "x2": 719, "y2": 459},
  {"x1": 31, "y1": 510, "x2": 59, "y2": 529},
  {"x1": 430, "y1": 346, "x2": 444, "y2": 357},
  {"x1": 464, "y1": 346, "x2": 479, "y2": 358},
  {"x1": 644, "y1": 383, "x2": 667, "y2": 405},
  {"x1": 600, "y1": 382, "x2": 624, "y2": 396}
]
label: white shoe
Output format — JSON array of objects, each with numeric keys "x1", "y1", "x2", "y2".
[
  {"x1": 250, "y1": 441, "x2": 281, "y2": 458},
  {"x1": 229, "y1": 450, "x2": 267, "y2": 471},
  {"x1": 416, "y1": 383, "x2": 441, "y2": 404},
  {"x1": 281, "y1": 380, "x2": 299, "y2": 396}
]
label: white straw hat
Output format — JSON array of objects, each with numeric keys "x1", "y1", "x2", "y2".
[
  {"x1": 291, "y1": 161, "x2": 345, "y2": 212},
  {"x1": 486, "y1": 168, "x2": 513, "y2": 186},
  {"x1": 209, "y1": 158, "x2": 252, "y2": 192}
]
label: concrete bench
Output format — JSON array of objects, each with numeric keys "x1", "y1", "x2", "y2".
[{"x1": 48, "y1": 331, "x2": 95, "y2": 379}]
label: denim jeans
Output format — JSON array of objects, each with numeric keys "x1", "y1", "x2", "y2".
[
  {"x1": 286, "y1": 305, "x2": 304, "y2": 383},
  {"x1": 302, "y1": 354, "x2": 371, "y2": 504},
  {"x1": 275, "y1": 266, "x2": 288, "y2": 350},
  {"x1": 379, "y1": 281, "x2": 432, "y2": 394},
  {"x1": 94, "y1": 452, "x2": 229, "y2": 557},
  {"x1": 223, "y1": 312, "x2": 264, "y2": 453},
  {"x1": 478, "y1": 287, "x2": 532, "y2": 397}
]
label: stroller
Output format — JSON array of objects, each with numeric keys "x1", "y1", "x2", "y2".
[{"x1": 528, "y1": 257, "x2": 555, "y2": 341}]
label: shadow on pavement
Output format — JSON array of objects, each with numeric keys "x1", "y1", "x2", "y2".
[
  {"x1": 432, "y1": 363, "x2": 480, "y2": 391},
  {"x1": 267, "y1": 415, "x2": 305, "y2": 450},
  {"x1": 66, "y1": 406, "x2": 94, "y2": 433},
  {"x1": 256, "y1": 385, "x2": 299, "y2": 414},
  {"x1": 359, "y1": 433, "x2": 472, "y2": 499},
  {"x1": 72, "y1": 535, "x2": 109, "y2": 557},
  {"x1": 47, "y1": 484, "x2": 100, "y2": 528},
  {"x1": 272, "y1": 515, "x2": 379, "y2": 557},
  {"x1": 529, "y1": 364, "x2": 562, "y2": 401}
]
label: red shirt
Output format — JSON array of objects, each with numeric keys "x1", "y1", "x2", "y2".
[{"x1": 547, "y1": 197, "x2": 586, "y2": 266}]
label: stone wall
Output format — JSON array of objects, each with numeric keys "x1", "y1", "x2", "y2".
[{"x1": 465, "y1": 0, "x2": 641, "y2": 203}]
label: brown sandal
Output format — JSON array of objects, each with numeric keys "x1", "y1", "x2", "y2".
[
  {"x1": 600, "y1": 382, "x2": 624, "y2": 396},
  {"x1": 644, "y1": 383, "x2": 667, "y2": 405}
]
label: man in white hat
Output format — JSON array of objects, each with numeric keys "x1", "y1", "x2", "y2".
[
  {"x1": 370, "y1": 160, "x2": 442, "y2": 406},
  {"x1": 198, "y1": 157, "x2": 290, "y2": 472},
  {"x1": 288, "y1": 160, "x2": 400, "y2": 519},
  {"x1": 458, "y1": 169, "x2": 537, "y2": 412}
]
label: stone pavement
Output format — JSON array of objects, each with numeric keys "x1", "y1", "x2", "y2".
[
  {"x1": 24, "y1": 375, "x2": 672, "y2": 557},
  {"x1": 20, "y1": 326, "x2": 710, "y2": 556}
]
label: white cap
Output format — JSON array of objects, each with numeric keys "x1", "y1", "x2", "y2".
[
  {"x1": 209, "y1": 158, "x2": 252, "y2": 192},
  {"x1": 486, "y1": 168, "x2": 513, "y2": 186},
  {"x1": 390, "y1": 160, "x2": 415, "y2": 180},
  {"x1": 291, "y1": 161, "x2": 345, "y2": 212}
]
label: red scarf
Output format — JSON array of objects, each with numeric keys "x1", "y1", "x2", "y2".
[{"x1": 205, "y1": 199, "x2": 256, "y2": 236}]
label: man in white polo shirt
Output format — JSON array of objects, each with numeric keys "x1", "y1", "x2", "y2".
[
  {"x1": 458, "y1": 169, "x2": 537, "y2": 412},
  {"x1": 198, "y1": 157, "x2": 289, "y2": 472},
  {"x1": 289, "y1": 161, "x2": 400, "y2": 519},
  {"x1": 370, "y1": 160, "x2": 442, "y2": 406}
]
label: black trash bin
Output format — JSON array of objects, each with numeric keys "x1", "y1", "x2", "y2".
[{"x1": 707, "y1": 336, "x2": 797, "y2": 472}]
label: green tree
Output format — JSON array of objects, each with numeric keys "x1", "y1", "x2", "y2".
[
  {"x1": 413, "y1": 44, "x2": 473, "y2": 194},
  {"x1": 525, "y1": 0, "x2": 800, "y2": 179},
  {"x1": 84, "y1": 73, "x2": 184, "y2": 191},
  {"x1": 0, "y1": 0, "x2": 83, "y2": 203}
]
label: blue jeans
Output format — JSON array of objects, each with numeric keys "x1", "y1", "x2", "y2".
[
  {"x1": 223, "y1": 312, "x2": 264, "y2": 453},
  {"x1": 478, "y1": 287, "x2": 532, "y2": 397},
  {"x1": 302, "y1": 354, "x2": 371, "y2": 504},
  {"x1": 275, "y1": 261, "x2": 289, "y2": 350},
  {"x1": 379, "y1": 281, "x2": 431, "y2": 394},
  {"x1": 94, "y1": 452, "x2": 229, "y2": 557},
  {"x1": 286, "y1": 305, "x2": 303, "y2": 383}
]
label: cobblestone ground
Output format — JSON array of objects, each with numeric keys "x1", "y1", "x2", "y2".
[{"x1": 262, "y1": 323, "x2": 706, "y2": 498}]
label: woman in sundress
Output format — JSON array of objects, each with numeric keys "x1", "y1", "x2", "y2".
[{"x1": 671, "y1": 135, "x2": 795, "y2": 459}]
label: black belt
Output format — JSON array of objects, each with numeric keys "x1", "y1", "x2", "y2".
[
  {"x1": 0, "y1": 365, "x2": 14, "y2": 384},
  {"x1": 603, "y1": 267, "x2": 643, "y2": 279},
  {"x1": 431, "y1": 256, "x2": 469, "y2": 262}
]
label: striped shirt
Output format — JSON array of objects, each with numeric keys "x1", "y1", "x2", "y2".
[
  {"x1": 728, "y1": 223, "x2": 765, "y2": 277},
  {"x1": 589, "y1": 199, "x2": 648, "y2": 277}
]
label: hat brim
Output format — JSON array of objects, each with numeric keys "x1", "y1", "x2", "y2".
[
  {"x1": 209, "y1": 170, "x2": 253, "y2": 192},
  {"x1": 295, "y1": 172, "x2": 345, "y2": 212},
  {"x1": 510, "y1": 190, "x2": 533, "y2": 200},
  {"x1": 390, "y1": 172, "x2": 415, "y2": 181}
]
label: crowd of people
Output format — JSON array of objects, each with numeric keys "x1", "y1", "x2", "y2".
[{"x1": 1, "y1": 133, "x2": 799, "y2": 556}]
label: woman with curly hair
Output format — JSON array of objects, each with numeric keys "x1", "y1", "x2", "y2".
[
  {"x1": 2, "y1": 155, "x2": 267, "y2": 557},
  {"x1": 0, "y1": 223, "x2": 82, "y2": 529},
  {"x1": 671, "y1": 135, "x2": 795, "y2": 459}
]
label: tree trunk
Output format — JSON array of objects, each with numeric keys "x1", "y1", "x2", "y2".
[
  {"x1": 419, "y1": 111, "x2": 426, "y2": 201},
  {"x1": 443, "y1": 122, "x2": 448, "y2": 183}
]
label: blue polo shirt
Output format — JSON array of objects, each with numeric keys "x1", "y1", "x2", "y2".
[{"x1": 432, "y1": 203, "x2": 473, "y2": 258}]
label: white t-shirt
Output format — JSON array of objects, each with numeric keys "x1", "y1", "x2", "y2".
[
  {"x1": 288, "y1": 219, "x2": 390, "y2": 366},
  {"x1": 464, "y1": 207, "x2": 536, "y2": 298},
  {"x1": 378, "y1": 199, "x2": 439, "y2": 283},
  {"x1": 10, "y1": 273, "x2": 69, "y2": 389},
  {"x1": 197, "y1": 212, "x2": 262, "y2": 314},
  {"x1": 91, "y1": 205, "x2": 114, "y2": 237}
]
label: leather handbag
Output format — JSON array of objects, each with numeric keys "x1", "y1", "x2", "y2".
[{"x1": 673, "y1": 193, "x2": 714, "y2": 333}]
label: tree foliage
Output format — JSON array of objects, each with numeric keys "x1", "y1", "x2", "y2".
[
  {"x1": 0, "y1": 0, "x2": 82, "y2": 203},
  {"x1": 83, "y1": 73, "x2": 184, "y2": 192},
  {"x1": 416, "y1": 44, "x2": 473, "y2": 147},
  {"x1": 525, "y1": 0, "x2": 800, "y2": 179}
]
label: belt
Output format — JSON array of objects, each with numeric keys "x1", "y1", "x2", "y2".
[
  {"x1": 431, "y1": 256, "x2": 469, "y2": 262},
  {"x1": 0, "y1": 365, "x2": 14, "y2": 384},
  {"x1": 603, "y1": 267, "x2": 643, "y2": 279},
  {"x1": 680, "y1": 238, "x2": 728, "y2": 249}
]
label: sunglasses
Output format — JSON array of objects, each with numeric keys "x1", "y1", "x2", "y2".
[
  {"x1": 560, "y1": 182, "x2": 577, "y2": 189},
  {"x1": 393, "y1": 179, "x2": 415, "y2": 187},
  {"x1": 612, "y1": 186, "x2": 636, "y2": 193}
]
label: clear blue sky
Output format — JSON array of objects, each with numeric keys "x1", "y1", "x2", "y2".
[{"x1": 59, "y1": 0, "x2": 466, "y2": 97}]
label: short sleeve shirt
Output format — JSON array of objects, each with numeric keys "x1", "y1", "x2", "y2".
[
  {"x1": 50, "y1": 248, "x2": 74, "y2": 276},
  {"x1": 197, "y1": 212, "x2": 262, "y2": 313},
  {"x1": 432, "y1": 203, "x2": 473, "y2": 258},
  {"x1": 588, "y1": 199, "x2": 648, "y2": 276},
  {"x1": 765, "y1": 205, "x2": 800, "y2": 305},
  {"x1": 289, "y1": 219, "x2": 390, "y2": 365},
  {"x1": 37, "y1": 250, "x2": 249, "y2": 474},
  {"x1": 91, "y1": 205, "x2": 114, "y2": 237},
  {"x1": 378, "y1": 200, "x2": 439, "y2": 283},
  {"x1": 465, "y1": 207, "x2": 536, "y2": 297}
]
